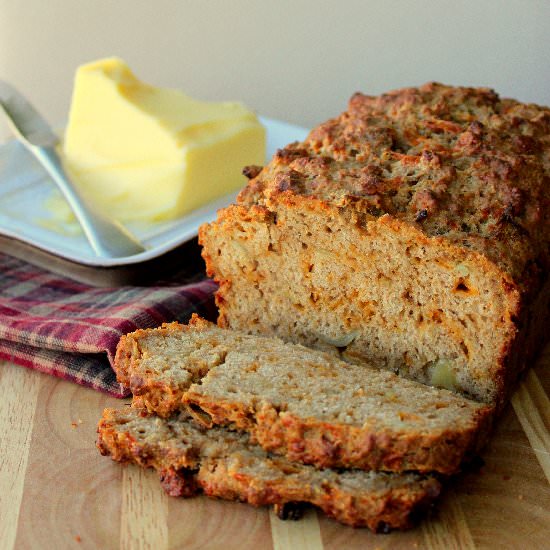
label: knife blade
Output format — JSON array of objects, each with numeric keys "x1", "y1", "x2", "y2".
[
  {"x1": 0, "y1": 80, "x2": 59, "y2": 148},
  {"x1": 0, "y1": 79, "x2": 146, "y2": 258}
]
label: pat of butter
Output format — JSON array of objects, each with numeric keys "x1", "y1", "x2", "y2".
[{"x1": 62, "y1": 57, "x2": 266, "y2": 222}]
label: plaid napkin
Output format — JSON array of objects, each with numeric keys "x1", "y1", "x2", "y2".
[{"x1": 0, "y1": 251, "x2": 218, "y2": 397}]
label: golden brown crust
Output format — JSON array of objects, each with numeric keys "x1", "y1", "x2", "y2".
[
  {"x1": 183, "y1": 391, "x2": 492, "y2": 475},
  {"x1": 239, "y1": 83, "x2": 550, "y2": 287},
  {"x1": 97, "y1": 407, "x2": 442, "y2": 530},
  {"x1": 193, "y1": 460, "x2": 440, "y2": 531},
  {"x1": 113, "y1": 316, "x2": 213, "y2": 417},
  {"x1": 114, "y1": 321, "x2": 185, "y2": 388},
  {"x1": 200, "y1": 83, "x2": 549, "y2": 410}
]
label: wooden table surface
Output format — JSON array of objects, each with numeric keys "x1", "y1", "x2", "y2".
[{"x1": 1, "y1": 345, "x2": 549, "y2": 550}]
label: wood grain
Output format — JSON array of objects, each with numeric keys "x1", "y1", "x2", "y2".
[
  {"x1": 11, "y1": 367, "x2": 123, "y2": 550},
  {"x1": 512, "y1": 370, "x2": 550, "y2": 483},
  {"x1": 120, "y1": 466, "x2": 169, "y2": 550},
  {"x1": 0, "y1": 364, "x2": 41, "y2": 550},
  {"x1": 166, "y1": 491, "x2": 272, "y2": 550},
  {"x1": 1, "y1": 343, "x2": 549, "y2": 550},
  {"x1": 420, "y1": 489, "x2": 475, "y2": 550},
  {"x1": 270, "y1": 509, "x2": 323, "y2": 550}
]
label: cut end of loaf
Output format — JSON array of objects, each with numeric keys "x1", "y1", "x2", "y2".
[
  {"x1": 200, "y1": 200, "x2": 520, "y2": 407},
  {"x1": 201, "y1": 201, "x2": 518, "y2": 403}
]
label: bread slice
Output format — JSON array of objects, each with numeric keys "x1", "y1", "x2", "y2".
[
  {"x1": 199, "y1": 83, "x2": 550, "y2": 409},
  {"x1": 97, "y1": 407, "x2": 442, "y2": 531},
  {"x1": 114, "y1": 315, "x2": 492, "y2": 474}
]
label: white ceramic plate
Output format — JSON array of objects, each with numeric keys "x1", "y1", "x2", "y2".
[{"x1": 0, "y1": 117, "x2": 308, "y2": 267}]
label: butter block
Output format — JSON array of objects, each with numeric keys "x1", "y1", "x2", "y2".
[{"x1": 62, "y1": 58, "x2": 266, "y2": 222}]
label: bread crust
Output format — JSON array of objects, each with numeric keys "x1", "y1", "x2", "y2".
[
  {"x1": 199, "y1": 83, "x2": 550, "y2": 408},
  {"x1": 97, "y1": 407, "x2": 442, "y2": 530},
  {"x1": 183, "y1": 392, "x2": 492, "y2": 475},
  {"x1": 113, "y1": 317, "x2": 493, "y2": 475},
  {"x1": 237, "y1": 83, "x2": 550, "y2": 285},
  {"x1": 114, "y1": 317, "x2": 212, "y2": 417}
]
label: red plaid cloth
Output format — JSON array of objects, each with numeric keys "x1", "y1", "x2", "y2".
[{"x1": 0, "y1": 252, "x2": 218, "y2": 397}]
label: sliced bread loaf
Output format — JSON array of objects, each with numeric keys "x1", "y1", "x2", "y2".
[
  {"x1": 199, "y1": 83, "x2": 550, "y2": 409},
  {"x1": 97, "y1": 407, "x2": 441, "y2": 531},
  {"x1": 114, "y1": 315, "x2": 492, "y2": 474}
]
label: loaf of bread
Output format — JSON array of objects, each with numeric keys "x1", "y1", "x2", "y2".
[
  {"x1": 97, "y1": 407, "x2": 442, "y2": 531},
  {"x1": 113, "y1": 315, "x2": 492, "y2": 474},
  {"x1": 199, "y1": 83, "x2": 550, "y2": 408}
]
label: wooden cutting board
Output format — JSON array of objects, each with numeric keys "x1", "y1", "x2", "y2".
[{"x1": 1, "y1": 345, "x2": 549, "y2": 550}]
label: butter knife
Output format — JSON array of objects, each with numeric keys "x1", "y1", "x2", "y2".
[{"x1": 0, "y1": 80, "x2": 146, "y2": 258}]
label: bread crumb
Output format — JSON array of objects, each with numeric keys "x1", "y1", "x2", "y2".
[{"x1": 71, "y1": 422, "x2": 78, "y2": 429}]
